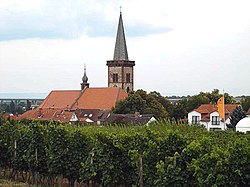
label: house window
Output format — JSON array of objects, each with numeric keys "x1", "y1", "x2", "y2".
[
  {"x1": 126, "y1": 73, "x2": 130, "y2": 83},
  {"x1": 192, "y1": 116, "x2": 200, "y2": 124},
  {"x1": 212, "y1": 116, "x2": 220, "y2": 125},
  {"x1": 113, "y1": 73, "x2": 118, "y2": 83}
]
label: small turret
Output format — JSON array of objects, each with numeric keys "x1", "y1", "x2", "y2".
[{"x1": 81, "y1": 64, "x2": 89, "y2": 90}]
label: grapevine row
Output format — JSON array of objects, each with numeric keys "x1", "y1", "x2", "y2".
[{"x1": 0, "y1": 119, "x2": 249, "y2": 186}]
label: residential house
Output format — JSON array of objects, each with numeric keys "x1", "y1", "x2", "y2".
[
  {"x1": 106, "y1": 112, "x2": 156, "y2": 125},
  {"x1": 188, "y1": 104, "x2": 238, "y2": 130}
]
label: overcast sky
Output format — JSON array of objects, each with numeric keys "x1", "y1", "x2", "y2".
[{"x1": 0, "y1": 0, "x2": 250, "y2": 97}]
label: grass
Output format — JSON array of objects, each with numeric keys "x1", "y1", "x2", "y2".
[{"x1": 0, "y1": 179, "x2": 37, "y2": 187}]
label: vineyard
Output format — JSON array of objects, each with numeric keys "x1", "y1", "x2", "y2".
[{"x1": 0, "y1": 119, "x2": 249, "y2": 187}]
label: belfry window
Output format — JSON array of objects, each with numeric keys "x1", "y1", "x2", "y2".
[
  {"x1": 113, "y1": 73, "x2": 118, "y2": 83},
  {"x1": 126, "y1": 73, "x2": 130, "y2": 83},
  {"x1": 126, "y1": 87, "x2": 130, "y2": 93}
]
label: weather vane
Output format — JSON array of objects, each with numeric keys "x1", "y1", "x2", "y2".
[{"x1": 120, "y1": 6, "x2": 122, "y2": 13}]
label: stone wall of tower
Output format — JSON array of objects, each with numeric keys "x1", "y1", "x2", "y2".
[
  {"x1": 108, "y1": 66, "x2": 122, "y2": 88},
  {"x1": 108, "y1": 65, "x2": 134, "y2": 92},
  {"x1": 123, "y1": 66, "x2": 134, "y2": 92}
]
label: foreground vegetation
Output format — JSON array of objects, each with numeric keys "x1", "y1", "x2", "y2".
[
  {"x1": 0, "y1": 179, "x2": 36, "y2": 187},
  {"x1": 0, "y1": 119, "x2": 249, "y2": 187}
]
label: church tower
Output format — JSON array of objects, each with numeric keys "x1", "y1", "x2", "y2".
[{"x1": 106, "y1": 11, "x2": 135, "y2": 93}]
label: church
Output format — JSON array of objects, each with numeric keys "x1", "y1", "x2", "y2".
[{"x1": 18, "y1": 11, "x2": 135, "y2": 123}]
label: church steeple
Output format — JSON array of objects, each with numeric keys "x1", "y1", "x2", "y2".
[
  {"x1": 82, "y1": 64, "x2": 88, "y2": 83},
  {"x1": 81, "y1": 64, "x2": 89, "y2": 90},
  {"x1": 113, "y1": 11, "x2": 129, "y2": 61},
  {"x1": 106, "y1": 11, "x2": 135, "y2": 93}
]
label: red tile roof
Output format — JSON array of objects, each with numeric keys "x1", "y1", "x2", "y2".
[
  {"x1": 17, "y1": 109, "x2": 76, "y2": 122},
  {"x1": 18, "y1": 87, "x2": 127, "y2": 122},
  {"x1": 75, "y1": 109, "x2": 111, "y2": 123},
  {"x1": 39, "y1": 90, "x2": 80, "y2": 109},
  {"x1": 194, "y1": 104, "x2": 239, "y2": 121},
  {"x1": 71, "y1": 87, "x2": 127, "y2": 110},
  {"x1": 0, "y1": 113, "x2": 18, "y2": 120},
  {"x1": 195, "y1": 104, "x2": 238, "y2": 114}
]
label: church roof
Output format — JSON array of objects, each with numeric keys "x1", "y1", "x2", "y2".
[
  {"x1": 18, "y1": 87, "x2": 127, "y2": 122},
  {"x1": 17, "y1": 109, "x2": 76, "y2": 123},
  {"x1": 71, "y1": 87, "x2": 127, "y2": 110},
  {"x1": 38, "y1": 90, "x2": 80, "y2": 109},
  {"x1": 113, "y1": 12, "x2": 129, "y2": 60},
  {"x1": 36, "y1": 87, "x2": 127, "y2": 111}
]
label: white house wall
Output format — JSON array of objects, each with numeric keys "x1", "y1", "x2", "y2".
[{"x1": 188, "y1": 111, "x2": 201, "y2": 124}]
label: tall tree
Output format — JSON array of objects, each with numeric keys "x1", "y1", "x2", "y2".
[
  {"x1": 227, "y1": 106, "x2": 246, "y2": 131},
  {"x1": 149, "y1": 91, "x2": 173, "y2": 116},
  {"x1": 112, "y1": 90, "x2": 168, "y2": 119},
  {"x1": 10, "y1": 101, "x2": 16, "y2": 114},
  {"x1": 171, "y1": 99, "x2": 189, "y2": 120},
  {"x1": 26, "y1": 100, "x2": 32, "y2": 111},
  {"x1": 241, "y1": 97, "x2": 250, "y2": 112}
]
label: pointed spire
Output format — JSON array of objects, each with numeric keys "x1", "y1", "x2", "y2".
[
  {"x1": 82, "y1": 64, "x2": 88, "y2": 83},
  {"x1": 113, "y1": 11, "x2": 129, "y2": 61}
]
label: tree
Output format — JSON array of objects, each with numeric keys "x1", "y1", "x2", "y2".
[
  {"x1": 149, "y1": 91, "x2": 173, "y2": 116},
  {"x1": 171, "y1": 99, "x2": 189, "y2": 120},
  {"x1": 227, "y1": 106, "x2": 246, "y2": 131},
  {"x1": 206, "y1": 89, "x2": 221, "y2": 104},
  {"x1": 241, "y1": 97, "x2": 250, "y2": 112},
  {"x1": 10, "y1": 101, "x2": 16, "y2": 114},
  {"x1": 112, "y1": 90, "x2": 168, "y2": 119},
  {"x1": 186, "y1": 93, "x2": 210, "y2": 112},
  {"x1": 26, "y1": 100, "x2": 32, "y2": 111},
  {"x1": 112, "y1": 92, "x2": 146, "y2": 114},
  {"x1": 203, "y1": 89, "x2": 235, "y2": 104},
  {"x1": 224, "y1": 93, "x2": 236, "y2": 104}
]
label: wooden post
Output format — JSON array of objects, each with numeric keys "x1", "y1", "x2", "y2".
[
  {"x1": 14, "y1": 140, "x2": 17, "y2": 158},
  {"x1": 35, "y1": 148, "x2": 38, "y2": 185},
  {"x1": 139, "y1": 155, "x2": 143, "y2": 187}
]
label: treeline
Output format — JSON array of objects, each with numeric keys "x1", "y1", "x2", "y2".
[
  {"x1": 0, "y1": 119, "x2": 249, "y2": 186},
  {"x1": 0, "y1": 100, "x2": 31, "y2": 115},
  {"x1": 113, "y1": 89, "x2": 250, "y2": 119}
]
